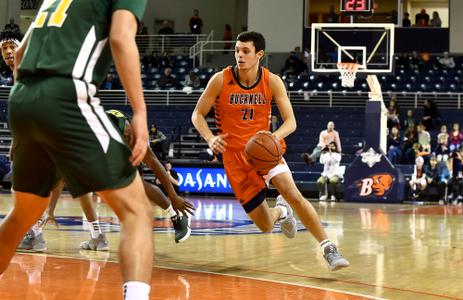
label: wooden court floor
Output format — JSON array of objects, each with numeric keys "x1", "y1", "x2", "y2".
[{"x1": 0, "y1": 193, "x2": 462, "y2": 300}]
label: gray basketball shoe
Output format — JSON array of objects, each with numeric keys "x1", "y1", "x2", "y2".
[{"x1": 276, "y1": 195, "x2": 297, "y2": 238}]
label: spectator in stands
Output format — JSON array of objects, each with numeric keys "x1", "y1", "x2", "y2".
[
  {"x1": 415, "y1": 9, "x2": 430, "y2": 26},
  {"x1": 396, "y1": 51, "x2": 410, "y2": 70},
  {"x1": 402, "y1": 12, "x2": 411, "y2": 27},
  {"x1": 271, "y1": 115, "x2": 280, "y2": 132},
  {"x1": 317, "y1": 141, "x2": 342, "y2": 202},
  {"x1": 189, "y1": 9, "x2": 203, "y2": 34},
  {"x1": 146, "y1": 51, "x2": 158, "y2": 68},
  {"x1": 183, "y1": 70, "x2": 201, "y2": 89},
  {"x1": 437, "y1": 124, "x2": 449, "y2": 143},
  {"x1": 421, "y1": 99, "x2": 441, "y2": 130},
  {"x1": 223, "y1": 24, "x2": 233, "y2": 53},
  {"x1": 101, "y1": 73, "x2": 115, "y2": 90},
  {"x1": 430, "y1": 11, "x2": 442, "y2": 27},
  {"x1": 158, "y1": 51, "x2": 173, "y2": 69},
  {"x1": 302, "y1": 121, "x2": 342, "y2": 165},
  {"x1": 387, "y1": 126, "x2": 402, "y2": 164},
  {"x1": 402, "y1": 123, "x2": 418, "y2": 164},
  {"x1": 424, "y1": 155, "x2": 446, "y2": 201},
  {"x1": 417, "y1": 123, "x2": 431, "y2": 153},
  {"x1": 402, "y1": 109, "x2": 416, "y2": 129},
  {"x1": 158, "y1": 20, "x2": 174, "y2": 35},
  {"x1": 448, "y1": 148, "x2": 463, "y2": 204},
  {"x1": 438, "y1": 51, "x2": 455, "y2": 69},
  {"x1": 158, "y1": 67, "x2": 177, "y2": 89},
  {"x1": 327, "y1": 5, "x2": 339, "y2": 23},
  {"x1": 438, "y1": 159, "x2": 451, "y2": 202},
  {"x1": 449, "y1": 123, "x2": 463, "y2": 152},
  {"x1": 387, "y1": 96, "x2": 400, "y2": 129},
  {"x1": 410, "y1": 156, "x2": 427, "y2": 198},
  {"x1": 4, "y1": 18, "x2": 20, "y2": 32},
  {"x1": 434, "y1": 134, "x2": 450, "y2": 163},
  {"x1": 282, "y1": 51, "x2": 303, "y2": 77},
  {"x1": 150, "y1": 124, "x2": 168, "y2": 160}
]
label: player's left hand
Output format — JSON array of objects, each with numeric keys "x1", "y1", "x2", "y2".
[
  {"x1": 130, "y1": 112, "x2": 148, "y2": 166},
  {"x1": 171, "y1": 195, "x2": 196, "y2": 216}
]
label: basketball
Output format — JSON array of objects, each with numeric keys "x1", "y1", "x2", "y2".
[{"x1": 244, "y1": 132, "x2": 282, "y2": 172}]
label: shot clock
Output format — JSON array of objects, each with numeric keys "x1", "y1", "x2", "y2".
[{"x1": 340, "y1": 0, "x2": 373, "y2": 15}]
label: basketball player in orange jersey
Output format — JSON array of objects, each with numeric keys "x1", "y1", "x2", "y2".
[{"x1": 192, "y1": 31, "x2": 349, "y2": 271}]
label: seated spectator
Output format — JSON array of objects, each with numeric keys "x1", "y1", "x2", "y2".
[
  {"x1": 430, "y1": 11, "x2": 442, "y2": 27},
  {"x1": 448, "y1": 148, "x2": 463, "y2": 204},
  {"x1": 100, "y1": 73, "x2": 119, "y2": 90},
  {"x1": 402, "y1": 12, "x2": 411, "y2": 27},
  {"x1": 409, "y1": 156, "x2": 427, "y2": 198},
  {"x1": 282, "y1": 49, "x2": 306, "y2": 76},
  {"x1": 387, "y1": 126, "x2": 402, "y2": 164},
  {"x1": 422, "y1": 99, "x2": 441, "y2": 131},
  {"x1": 158, "y1": 67, "x2": 177, "y2": 89},
  {"x1": 302, "y1": 121, "x2": 342, "y2": 165},
  {"x1": 438, "y1": 52, "x2": 455, "y2": 69},
  {"x1": 424, "y1": 156, "x2": 446, "y2": 201},
  {"x1": 401, "y1": 109, "x2": 416, "y2": 129},
  {"x1": 449, "y1": 123, "x2": 462, "y2": 152},
  {"x1": 417, "y1": 123, "x2": 431, "y2": 153},
  {"x1": 415, "y1": 9, "x2": 430, "y2": 27},
  {"x1": 149, "y1": 124, "x2": 169, "y2": 160},
  {"x1": 158, "y1": 51, "x2": 173, "y2": 69},
  {"x1": 158, "y1": 20, "x2": 174, "y2": 35},
  {"x1": 183, "y1": 70, "x2": 201, "y2": 89},
  {"x1": 402, "y1": 123, "x2": 418, "y2": 163},
  {"x1": 317, "y1": 142, "x2": 342, "y2": 202},
  {"x1": 434, "y1": 134, "x2": 450, "y2": 163},
  {"x1": 437, "y1": 124, "x2": 449, "y2": 144},
  {"x1": 387, "y1": 96, "x2": 400, "y2": 129}
]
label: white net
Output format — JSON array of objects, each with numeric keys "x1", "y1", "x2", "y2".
[{"x1": 337, "y1": 62, "x2": 360, "y2": 87}]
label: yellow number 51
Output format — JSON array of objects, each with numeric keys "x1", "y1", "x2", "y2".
[{"x1": 34, "y1": 0, "x2": 74, "y2": 28}]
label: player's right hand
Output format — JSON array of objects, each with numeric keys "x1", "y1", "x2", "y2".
[
  {"x1": 129, "y1": 112, "x2": 148, "y2": 166},
  {"x1": 171, "y1": 195, "x2": 196, "y2": 216},
  {"x1": 207, "y1": 134, "x2": 228, "y2": 154}
]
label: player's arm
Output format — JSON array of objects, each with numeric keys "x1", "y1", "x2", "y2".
[
  {"x1": 110, "y1": 10, "x2": 147, "y2": 166},
  {"x1": 269, "y1": 73, "x2": 297, "y2": 141},
  {"x1": 142, "y1": 147, "x2": 195, "y2": 215},
  {"x1": 13, "y1": 26, "x2": 32, "y2": 77},
  {"x1": 191, "y1": 72, "x2": 228, "y2": 153}
]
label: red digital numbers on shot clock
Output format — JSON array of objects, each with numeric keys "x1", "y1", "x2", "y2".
[{"x1": 340, "y1": 0, "x2": 372, "y2": 13}]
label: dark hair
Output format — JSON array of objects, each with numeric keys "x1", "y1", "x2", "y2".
[
  {"x1": 0, "y1": 27, "x2": 23, "y2": 44},
  {"x1": 236, "y1": 31, "x2": 266, "y2": 53}
]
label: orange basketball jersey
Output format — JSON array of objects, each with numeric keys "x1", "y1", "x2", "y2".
[{"x1": 215, "y1": 66, "x2": 273, "y2": 152}]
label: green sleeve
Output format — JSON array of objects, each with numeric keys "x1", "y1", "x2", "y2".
[{"x1": 112, "y1": 0, "x2": 147, "y2": 23}]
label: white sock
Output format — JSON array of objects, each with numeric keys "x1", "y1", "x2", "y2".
[
  {"x1": 123, "y1": 281, "x2": 150, "y2": 300},
  {"x1": 32, "y1": 222, "x2": 42, "y2": 236},
  {"x1": 278, "y1": 206, "x2": 288, "y2": 220},
  {"x1": 320, "y1": 239, "x2": 333, "y2": 252},
  {"x1": 89, "y1": 221, "x2": 102, "y2": 239},
  {"x1": 165, "y1": 204, "x2": 177, "y2": 218}
]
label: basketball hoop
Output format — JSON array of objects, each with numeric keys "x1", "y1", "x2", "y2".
[{"x1": 337, "y1": 62, "x2": 360, "y2": 87}]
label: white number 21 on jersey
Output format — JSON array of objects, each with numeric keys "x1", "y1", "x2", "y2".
[{"x1": 33, "y1": 0, "x2": 74, "y2": 28}]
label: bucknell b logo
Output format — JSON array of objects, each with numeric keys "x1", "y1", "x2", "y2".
[{"x1": 357, "y1": 173, "x2": 394, "y2": 197}]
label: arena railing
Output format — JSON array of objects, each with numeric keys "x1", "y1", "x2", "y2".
[
  {"x1": 0, "y1": 87, "x2": 461, "y2": 109},
  {"x1": 135, "y1": 33, "x2": 208, "y2": 55}
]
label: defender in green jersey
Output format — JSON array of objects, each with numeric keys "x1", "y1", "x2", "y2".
[{"x1": 0, "y1": 1, "x2": 154, "y2": 299}]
